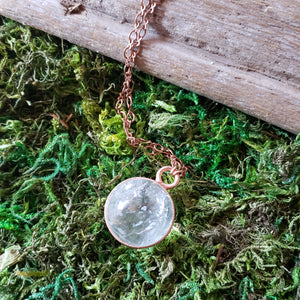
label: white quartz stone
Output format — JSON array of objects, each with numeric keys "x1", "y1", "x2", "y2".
[{"x1": 104, "y1": 177, "x2": 175, "y2": 248}]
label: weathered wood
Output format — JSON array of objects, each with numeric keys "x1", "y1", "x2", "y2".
[{"x1": 1, "y1": 0, "x2": 299, "y2": 134}]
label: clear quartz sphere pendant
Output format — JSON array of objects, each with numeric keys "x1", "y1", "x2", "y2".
[{"x1": 104, "y1": 167, "x2": 180, "y2": 248}]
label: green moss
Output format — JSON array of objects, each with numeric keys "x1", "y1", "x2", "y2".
[{"x1": 0, "y1": 16, "x2": 300, "y2": 299}]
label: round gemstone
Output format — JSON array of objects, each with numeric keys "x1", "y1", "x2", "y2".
[{"x1": 104, "y1": 177, "x2": 175, "y2": 248}]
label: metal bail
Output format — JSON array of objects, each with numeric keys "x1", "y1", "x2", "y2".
[{"x1": 155, "y1": 166, "x2": 180, "y2": 190}]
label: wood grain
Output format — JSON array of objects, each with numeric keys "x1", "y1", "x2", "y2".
[{"x1": 0, "y1": 0, "x2": 299, "y2": 133}]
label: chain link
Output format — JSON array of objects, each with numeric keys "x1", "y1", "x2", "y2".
[{"x1": 116, "y1": 0, "x2": 187, "y2": 178}]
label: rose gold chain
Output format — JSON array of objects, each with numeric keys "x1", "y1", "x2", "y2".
[{"x1": 116, "y1": 0, "x2": 187, "y2": 178}]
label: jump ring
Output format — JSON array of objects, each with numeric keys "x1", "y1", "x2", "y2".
[{"x1": 155, "y1": 166, "x2": 180, "y2": 190}]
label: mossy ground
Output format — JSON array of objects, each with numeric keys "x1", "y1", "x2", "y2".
[{"x1": 0, "y1": 17, "x2": 299, "y2": 299}]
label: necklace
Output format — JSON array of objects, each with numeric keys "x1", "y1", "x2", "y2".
[{"x1": 104, "y1": 0, "x2": 187, "y2": 248}]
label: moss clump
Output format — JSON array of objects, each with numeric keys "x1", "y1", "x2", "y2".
[{"x1": 0, "y1": 16, "x2": 300, "y2": 299}]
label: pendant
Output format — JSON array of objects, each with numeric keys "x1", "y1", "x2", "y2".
[{"x1": 104, "y1": 167, "x2": 180, "y2": 248}]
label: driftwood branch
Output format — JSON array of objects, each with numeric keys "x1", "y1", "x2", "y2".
[{"x1": 0, "y1": 0, "x2": 299, "y2": 133}]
